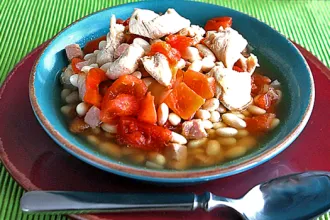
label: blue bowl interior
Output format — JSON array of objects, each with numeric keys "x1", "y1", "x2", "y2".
[{"x1": 32, "y1": 0, "x2": 313, "y2": 183}]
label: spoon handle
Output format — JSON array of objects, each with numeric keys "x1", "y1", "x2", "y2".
[
  {"x1": 20, "y1": 191, "x2": 232, "y2": 214},
  {"x1": 20, "y1": 191, "x2": 197, "y2": 214}
]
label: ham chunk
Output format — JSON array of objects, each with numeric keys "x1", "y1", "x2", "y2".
[
  {"x1": 208, "y1": 65, "x2": 252, "y2": 110},
  {"x1": 84, "y1": 106, "x2": 101, "y2": 128},
  {"x1": 106, "y1": 44, "x2": 145, "y2": 80},
  {"x1": 96, "y1": 15, "x2": 125, "y2": 65},
  {"x1": 204, "y1": 27, "x2": 248, "y2": 69},
  {"x1": 182, "y1": 119, "x2": 207, "y2": 140},
  {"x1": 129, "y1": 8, "x2": 190, "y2": 39},
  {"x1": 164, "y1": 143, "x2": 187, "y2": 170},
  {"x1": 65, "y1": 44, "x2": 83, "y2": 61},
  {"x1": 141, "y1": 53, "x2": 172, "y2": 86}
]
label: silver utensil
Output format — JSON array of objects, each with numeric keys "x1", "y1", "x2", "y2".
[{"x1": 20, "y1": 171, "x2": 330, "y2": 220}]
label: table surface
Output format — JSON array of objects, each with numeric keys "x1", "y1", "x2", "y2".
[{"x1": 0, "y1": 0, "x2": 329, "y2": 219}]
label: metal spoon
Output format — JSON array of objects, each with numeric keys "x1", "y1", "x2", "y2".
[{"x1": 20, "y1": 171, "x2": 330, "y2": 220}]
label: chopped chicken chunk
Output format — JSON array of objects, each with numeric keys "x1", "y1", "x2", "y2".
[
  {"x1": 114, "y1": 43, "x2": 130, "y2": 59},
  {"x1": 208, "y1": 65, "x2": 252, "y2": 110},
  {"x1": 182, "y1": 119, "x2": 207, "y2": 139},
  {"x1": 179, "y1": 25, "x2": 205, "y2": 45},
  {"x1": 129, "y1": 8, "x2": 190, "y2": 39},
  {"x1": 141, "y1": 52, "x2": 172, "y2": 86},
  {"x1": 65, "y1": 44, "x2": 83, "y2": 60},
  {"x1": 132, "y1": 38, "x2": 151, "y2": 52},
  {"x1": 204, "y1": 27, "x2": 248, "y2": 69},
  {"x1": 96, "y1": 15, "x2": 125, "y2": 66},
  {"x1": 106, "y1": 44, "x2": 145, "y2": 80}
]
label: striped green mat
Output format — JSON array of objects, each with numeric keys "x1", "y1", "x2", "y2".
[{"x1": 0, "y1": 0, "x2": 329, "y2": 219}]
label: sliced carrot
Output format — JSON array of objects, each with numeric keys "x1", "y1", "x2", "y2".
[
  {"x1": 164, "y1": 82, "x2": 205, "y2": 120},
  {"x1": 245, "y1": 113, "x2": 276, "y2": 134},
  {"x1": 183, "y1": 69, "x2": 215, "y2": 99},
  {"x1": 138, "y1": 92, "x2": 157, "y2": 124}
]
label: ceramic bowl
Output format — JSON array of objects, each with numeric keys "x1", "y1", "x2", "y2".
[{"x1": 29, "y1": 0, "x2": 314, "y2": 184}]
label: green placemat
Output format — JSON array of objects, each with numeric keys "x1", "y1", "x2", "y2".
[{"x1": 0, "y1": 0, "x2": 329, "y2": 219}]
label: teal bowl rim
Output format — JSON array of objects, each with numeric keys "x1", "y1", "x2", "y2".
[{"x1": 29, "y1": 0, "x2": 315, "y2": 183}]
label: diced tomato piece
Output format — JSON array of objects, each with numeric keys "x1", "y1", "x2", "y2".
[
  {"x1": 183, "y1": 69, "x2": 215, "y2": 99},
  {"x1": 116, "y1": 117, "x2": 171, "y2": 150},
  {"x1": 254, "y1": 93, "x2": 271, "y2": 110},
  {"x1": 84, "y1": 68, "x2": 108, "y2": 107},
  {"x1": 164, "y1": 82, "x2": 205, "y2": 120},
  {"x1": 233, "y1": 66, "x2": 244, "y2": 72},
  {"x1": 245, "y1": 113, "x2": 276, "y2": 134},
  {"x1": 100, "y1": 94, "x2": 139, "y2": 123},
  {"x1": 148, "y1": 81, "x2": 171, "y2": 106},
  {"x1": 104, "y1": 75, "x2": 147, "y2": 100},
  {"x1": 148, "y1": 41, "x2": 181, "y2": 66},
  {"x1": 204, "y1": 17, "x2": 232, "y2": 31},
  {"x1": 71, "y1": 57, "x2": 85, "y2": 74},
  {"x1": 83, "y1": 35, "x2": 107, "y2": 54},
  {"x1": 165, "y1": 35, "x2": 194, "y2": 55},
  {"x1": 251, "y1": 74, "x2": 272, "y2": 96},
  {"x1": 138, "y1": 92, "x2": 157, "y2": 124}
]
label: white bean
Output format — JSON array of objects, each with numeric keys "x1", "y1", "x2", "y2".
[
  {"x1": 242, "y1": 110, "x2": 251, "y2": 117},
  {"x1": 201, "y1": 57, "x2": 215, "y2": 72},
  {"x1": 98, "y1": 40, "x2": 107, "y2": 50},
  {"x1": 202, "y1": 120, "x2": 213, "y2": 129},
  {"x1": 213, "y1": 122, "x2": 226, "y2": 129},
  {"x1": 65, "y1": 91, "x2": 80, "y2": 104},
  {"x1": 196, "y1": 44, "x2": 216, "y2": 62},
  {"x1": 188, "y1": 60, "x2": 203, "y2": 72},
  {"x1": 237, "y1": 136, "x2": 257, "y2": 149},
  {"x1": 225, "y1": 146, "x2": 247, "y2": 159},
  {"x1": 210, "y1": 111, "x2": 221, "y2": 123},
  {"x1": 60, "y1": 105, "x2": 74, "y2": 117},
  {"x1": 216, "y1": 127, "x2": 238, "y2": 137},
  {"x1": 61, "y1": 89, "x2": 71, "y2": 101},
  {"x1": 86, "y1": 135, "x2": 100, "y2": 145},
  {"x1": 195, "y1": 109, "x2": 211, "y2": 120},
  {"x1": 76, "y1": 102, "x2": 90, "y2": 116},
  {"x1": 99, "y1": 142, "x2": 122, "y2": 158},
  {"x1": 81, "y1": 65, "x2": 93, "y2": 73},
  {"x1": 101, "y1": 123, "x2": 117, "y2": 134},
  {"x1": 148, "y1": 152, "x2": 166, "y2": 166},
  {"x1": 222, "y1": 113, "x2": 247, "y2": 129},
  {"x1": 270, "y1": 118, "x2": 280, "y2": 130},
  {"x1": 131, "y1": 71, "x2": 142, "y2": 79},
  {"x1": 100, "y1": 62, "x2": 112, "y2": 71},
  {"x1": 93, "y1": 49, "x2": 100, "y2": 54},
  {"x1": 69, "y1": 74, "x2": 79, "y2": 87},
  {"x1": 206, "y1": 140, "x2": 221, "y2": 156},
  {"x1": 235, "y1": 129, "x2": 249, "y2": 138},
  {"x1": 217, "y1": 137, "x2": 237, "y2": 146},
  {"x1": 146, "y1": 161, "x2": 164, "y2": 169},
  {"x1": 157, "y1": 103, "x2": 169, "y2": 126},
  {"x1": 170, "y1": 132, "x2": 187, "y2": 144},
  {"x1": 207, "y1": 129, "x2": 217, "y2": 138},
  {"x1": 232, "y1": 112, "x2": 245, "y2": 119},
  {"x1": 187, "y1": 138, "x2": 208, "y2": 148},
  {"x1": 142, "y1": 77, "x2": 155, "y2": 87},
  {"x1": 202, "y1": 98, "x2": 220, "y2": 111},
  {"x1": 168, "y1": 113, "x2": 181, "y2": 126},
  {"x1": 248, "y1": 105, "x2": 266, "y2": 115}
]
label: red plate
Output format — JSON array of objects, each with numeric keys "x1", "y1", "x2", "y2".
[{"x1": 0, "y1": 43, "x2": 329, "y2": 220}]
